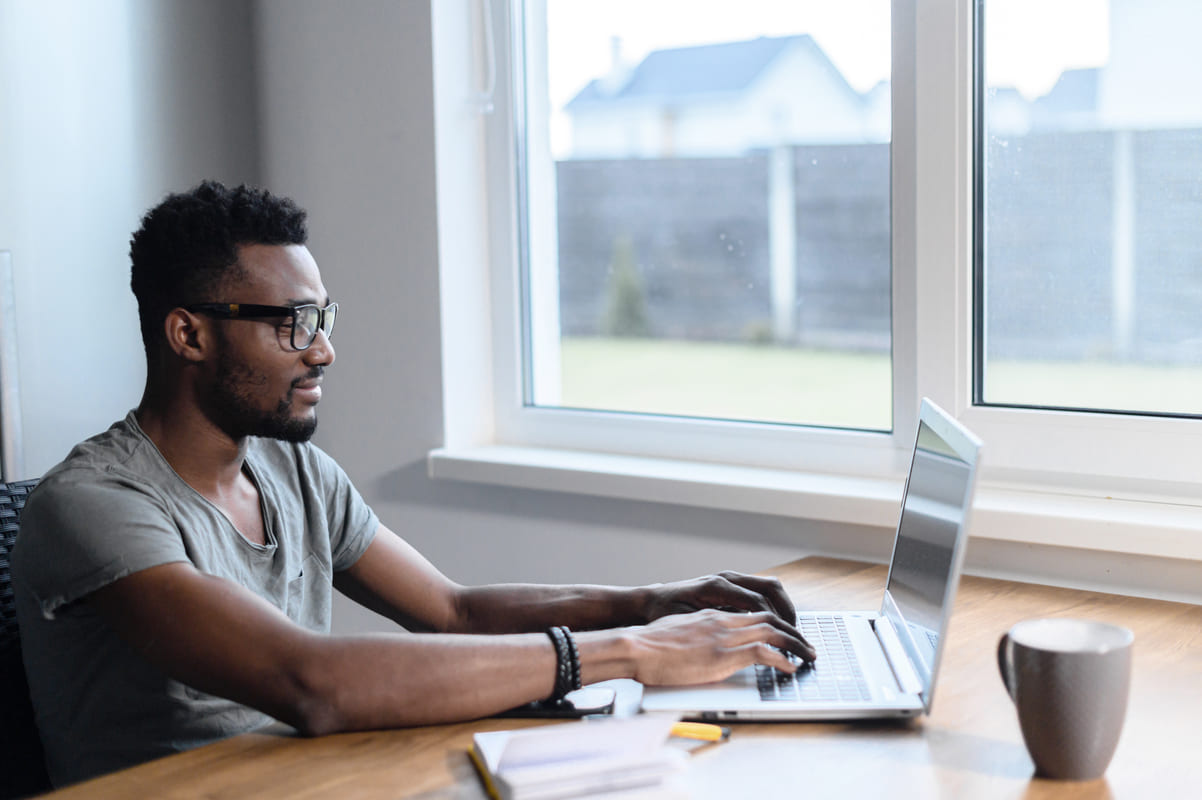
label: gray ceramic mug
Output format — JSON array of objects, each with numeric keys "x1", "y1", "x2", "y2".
[{"x1": 997, "y1": 618, "x2": 1134, "y2": 780}]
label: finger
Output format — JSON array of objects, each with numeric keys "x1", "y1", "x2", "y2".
[
  {"x1": 774, "y1": 632, "x2": 816, "y2": 664},
  {"x1": 728, "y1": 610, "x2": 816, "y2": 661},
  {"x1": 719, "y1": 613, "x2": 816, "y2": 663},
  {"x1": 750, "y1": 639, "x2": 798, "y2": 667},
  {"x1": 718, "y1": 572, "x2": 797, "y2": 622},
  {"x1": 742, "y1": 641, "x2": 798, "y2": 673}
]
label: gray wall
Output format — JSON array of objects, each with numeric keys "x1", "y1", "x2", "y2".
[
  {"x1": 0, "y1": 0, "x2": 260, "y2": 478},
  {"x1": 987, "y1": 128, "x2": 1202, "y2": 363},
  {"x1": 985, "y1": 131, "x2": 1116, "y2": 359},
  {"x1": 556, "y1": 146, "x2": 893, "y2": 348},
  {"x1": 1132, "y1": 129, "x2": 1202, "y2": 361},
  {"x1": 557, "y1": 155, "x2": 774, "y2": 340}
]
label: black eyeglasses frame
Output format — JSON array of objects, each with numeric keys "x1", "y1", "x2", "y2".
[{"x1": 185, "y1": 302, "x2": 338, "y2": 351}]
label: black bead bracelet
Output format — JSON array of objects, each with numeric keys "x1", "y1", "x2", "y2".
[{"x1": 545, "y1": 625, "x2": 582, "y2": 701}]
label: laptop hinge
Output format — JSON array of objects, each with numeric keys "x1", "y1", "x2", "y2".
[{"x1": 873, "y1": 618, "x2": 924, "y2": 696}]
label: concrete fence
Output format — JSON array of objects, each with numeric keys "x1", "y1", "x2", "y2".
[{"x1": 555, "y1": 128, "x2": 1202, "y2": 364}]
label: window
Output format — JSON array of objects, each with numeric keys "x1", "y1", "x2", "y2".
[
  {"x1": 435, "y1": 0, "x2": 1202, "y2": 504},
  {"x1": 977, "y1": 0, "x2": 1202, "y2": 418},
  {"x1": 517, "y1": 1, "x2": 893, "y2": 432}
]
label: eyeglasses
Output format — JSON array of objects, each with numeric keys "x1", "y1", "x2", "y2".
[{"x1": 186, "y1": 302, "x2": 338, "y2": 351}]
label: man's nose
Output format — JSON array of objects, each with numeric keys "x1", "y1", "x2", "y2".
[{"x1": 305, "y1": 329, "x2": 335, "y2": 366}]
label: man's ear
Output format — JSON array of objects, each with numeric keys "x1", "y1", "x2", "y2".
[{"x1": 163, "y1": 308, "x2": 210, "y2": 363}]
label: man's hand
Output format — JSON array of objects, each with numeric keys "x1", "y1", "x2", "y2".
[
  {"x1": 640, "y1": 571, "x2": 798, "y2": 625},
  {"x1": 602, "y1": 607, "x2": 815, "y2": 686}
]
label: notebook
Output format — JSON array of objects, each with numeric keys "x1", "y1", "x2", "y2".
[{"x1": 640, "y1": 398, "x2": 983, "y2": 721}]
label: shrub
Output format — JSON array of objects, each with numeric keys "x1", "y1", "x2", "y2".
[{"x1": 601, "y1": 236, "x2": 650, "y2": 337}]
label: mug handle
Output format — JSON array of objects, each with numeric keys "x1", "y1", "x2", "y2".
[{"x1": 997, "y1": 632, "x2": 1017, "y2": 701}]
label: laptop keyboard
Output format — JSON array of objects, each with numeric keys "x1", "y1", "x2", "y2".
[{"x1": 755, "y1": 615, "x2": 871, "y2": 703}]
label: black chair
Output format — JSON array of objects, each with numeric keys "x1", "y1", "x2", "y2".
[{"x1": 0, "y1": 479, "x2": 51, "y2": 799}]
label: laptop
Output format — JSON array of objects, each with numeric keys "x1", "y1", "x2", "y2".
[{"x1": 640, "y1": 398, "x2": 983, "y2": 721}]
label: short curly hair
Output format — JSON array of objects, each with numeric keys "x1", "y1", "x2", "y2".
[{"x1": 130, "y1": 180, "x2": 308, "y2": 356}]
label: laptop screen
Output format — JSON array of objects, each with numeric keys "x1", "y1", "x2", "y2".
[{"x1": 881, "y1": 402, "x2": 981, "y2": 705}]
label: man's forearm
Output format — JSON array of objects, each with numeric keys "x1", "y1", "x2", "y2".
[
  {"x1": 450, "y1": 570, "x2": 803, "y2": 637},
  {"x1": 285, "y1": 631, "x2": 576, "y2": 734},
  {"x1": 452, "y1": 583, "x2": 655, "y2": 633}
]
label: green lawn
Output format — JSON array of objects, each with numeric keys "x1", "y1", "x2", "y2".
[
  {"x1": 559, "y1": 338, "x2": 892, "y2": 429},
  {"x1": 984, "y1": 360, "x2": 1202, "y2": 415},
  {"x1": 556, "y1": 337, "x2": 1201, "y2": 429}
]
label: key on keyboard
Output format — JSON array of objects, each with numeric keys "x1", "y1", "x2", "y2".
[{"x1": 755, "y1": 615, "x2": 871, "y2": 702}]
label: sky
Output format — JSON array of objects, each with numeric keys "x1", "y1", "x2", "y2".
[{"x1": 543, "y1": 0, "x2": 1111, "y2": 110}]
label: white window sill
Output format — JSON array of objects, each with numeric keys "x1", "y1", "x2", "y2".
[{"x1": 428, "y1": 445, "x2": 1202, "y2": 563}]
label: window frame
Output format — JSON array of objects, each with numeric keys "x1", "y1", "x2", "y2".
[
  {"x1": 432, "y1": 0, "x2": 1202, "y2": 526},
  {"x1": 489, "y1": 0, "x2": 914, "y2": 480},
  {"x1": 960, "y1": 0, "x2": 1202, "y2": 491}
]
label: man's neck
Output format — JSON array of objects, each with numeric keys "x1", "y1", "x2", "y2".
[{"x1": 135, "y1": 396, "x2": 249, "y2": 497}]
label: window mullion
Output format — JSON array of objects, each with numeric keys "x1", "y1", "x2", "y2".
[
  {"x1": 913, "y1": 0, "x2": 974, "y2": 421},
  {"x1": 488, "y1": 0, "x2": 525, "y2": 443},
  {"x1": 890, "y1": 0, "x2": 919, "y2": 445}
]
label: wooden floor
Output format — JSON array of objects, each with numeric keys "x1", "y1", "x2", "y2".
[{"x1": 39, "y1": 556, "x2": 1202, "y2": 799}]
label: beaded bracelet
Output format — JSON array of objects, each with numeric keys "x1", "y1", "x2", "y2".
[
  {"x1": 545, "y1": 626, "x2": 582, "y2": 701},
  {"x1": 562, "y1": 627, "x2": 581, "y2": 692}
]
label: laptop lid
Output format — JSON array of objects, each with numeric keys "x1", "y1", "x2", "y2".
[{"x1": 877, "y1": 398, "x2": 982, "y2": 712}]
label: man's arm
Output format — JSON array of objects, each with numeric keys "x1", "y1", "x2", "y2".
[
  {"x1": 88, "y1": 558, "x2": 809, "y2": 736},
  {"x1": 336, "y1": 525, "x2": 808, "y2": 638}
]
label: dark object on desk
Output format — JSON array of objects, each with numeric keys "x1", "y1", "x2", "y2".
[
  {"x1": 497, "y1": 686, "x2": 617, "y2": 718},
  {"x1": 0, "y1": 479, "x2": 51, "y2": 800}
]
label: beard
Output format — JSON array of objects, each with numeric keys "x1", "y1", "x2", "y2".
[{"x1": 210, "y1": 346, "x2": 320, "y2": 443}]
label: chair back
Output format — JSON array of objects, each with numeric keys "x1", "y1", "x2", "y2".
[{"x1": 0, "y1": 479, "x2": 51, "y2": 799}]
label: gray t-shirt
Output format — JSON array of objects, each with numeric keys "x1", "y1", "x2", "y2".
[{"x1": 11, "y1": 412, "x2": 379, "y2": 787}]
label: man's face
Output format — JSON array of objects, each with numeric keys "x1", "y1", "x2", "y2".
[{"x1": 201, "y1": 244, "x2": 335, "y2": 443}]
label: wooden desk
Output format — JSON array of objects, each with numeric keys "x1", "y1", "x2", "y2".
[{"x1": 41, "y1": 557, "x2": 1202, "y2": 799}]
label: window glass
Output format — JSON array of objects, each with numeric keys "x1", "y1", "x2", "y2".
[
  {"x1": 979, "y1": 0, "x2": 1202, "y2": 416},
  {"x1": 520, "y1": 0, "x2": 892, "y2": 431}
]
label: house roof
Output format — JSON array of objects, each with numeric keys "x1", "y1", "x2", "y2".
[
  {"x1": 566, "y1": 34, "x2": 856, "y2": 110},
  {"x1": 1034, "y1": 67, "x2": 1100, "y2": 115}
]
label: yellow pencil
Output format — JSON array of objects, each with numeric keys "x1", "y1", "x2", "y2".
[
  {"x1": 467, "y1": 747, "x2": 502, "y2": 800},
  {"x1": 670, "y1": 721, "x2": 731, "y2": 742}
]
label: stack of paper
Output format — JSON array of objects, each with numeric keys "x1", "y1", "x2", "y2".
[{"x1": 470, "y1": 716, "x2": 687, "y2": 800}]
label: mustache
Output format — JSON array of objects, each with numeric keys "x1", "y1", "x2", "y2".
[{"x1": 291, "y1": 367, "x2": 324, "y2": 388}]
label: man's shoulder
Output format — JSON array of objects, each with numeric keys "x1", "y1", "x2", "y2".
[
  {"x1": 13, "y1": 416, "x2": 195, "y2": 623},
  {"x1": 39, "y1": 413, "x2": 160, "y2": 481},
  {"x1": 30, "y1": 413, "x2": 172, "y2": 507}
]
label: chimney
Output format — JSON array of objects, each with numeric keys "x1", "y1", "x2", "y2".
[{"x1": 599, "y1": 36, "x2": 631, "y2": 95}]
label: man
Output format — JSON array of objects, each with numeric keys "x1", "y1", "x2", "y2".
[{"x1": 12, "y1": 181, "x2": 814, "y2": 788}]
